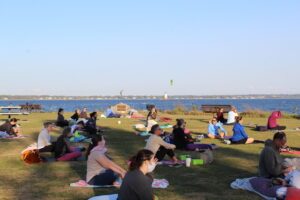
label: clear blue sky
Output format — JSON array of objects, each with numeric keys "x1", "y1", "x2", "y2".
[{"x1": 0, "y1": 0, "x2": 299, "y2": 96}]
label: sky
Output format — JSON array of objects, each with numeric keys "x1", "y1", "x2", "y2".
[{"x1": 0, "y1": 0, "x2": 299, "y2": 96}]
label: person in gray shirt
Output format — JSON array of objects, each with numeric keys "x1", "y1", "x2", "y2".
[
  {"x1": 118, "y1": 149, "x2": 157, "y2": 200},
  {"x1": 259, "y1": 132, "x2": 287, "y2": 178}
]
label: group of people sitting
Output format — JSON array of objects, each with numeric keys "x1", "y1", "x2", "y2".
[
  {"x1": 208, "y1": 107, "x2": 287, "y2": 145},
  {"x1": 56, "y1": 108, "x2": 101, "y2": 135},
  {"x1": 28, "y1": 105, "x2": 292, "y2": 199}
]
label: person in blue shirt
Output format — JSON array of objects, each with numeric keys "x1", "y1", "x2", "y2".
[
  {"x1": 208, "y1": 117, "x2": 228, "y2": 139},
  {"x1": 230, "y1": 116, "x2": 254, "y2": 144}
]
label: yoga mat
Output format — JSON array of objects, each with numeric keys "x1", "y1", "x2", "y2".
[
  {"x1": 281, "y1": 151, "x2": 300, "y2": 155},
  {"x1": 70, "y1": 179, "x2": 169, "y2": 189}
]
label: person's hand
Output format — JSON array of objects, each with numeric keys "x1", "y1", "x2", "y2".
[
  {"x1": 172, "y1": 145, "x2": 176, "y2": 150},
  {"x1": 120, "y1": 170, "x2": 127, "y2": 179},
  {"x1": 153, "y1": 158, "x2": 158, "y2": 165}
]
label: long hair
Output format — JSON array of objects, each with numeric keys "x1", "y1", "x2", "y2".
[
  {"x1": 129, "y1": 149, "x2": 154, "y2": 171},
  {"x1": 62, "y1": 127, "x2": 71, "y2": 137},
  {"x1": 86, "y1": 134, "x2": 103, "y2": 159},
  {"x1": 58, "y1": 108, "x2": 64, "y2": 115},
  {"x1": 235, "y1": 116, "x2": 243, "y2": 123}
]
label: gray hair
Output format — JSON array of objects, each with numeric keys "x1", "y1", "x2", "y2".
[{"x1": 44, "y1": 122, "x2": 54, "y2": 128}]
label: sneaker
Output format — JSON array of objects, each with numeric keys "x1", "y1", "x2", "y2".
[{"x1": 224, "y1": 139, "x2": 231, "y2": 145}]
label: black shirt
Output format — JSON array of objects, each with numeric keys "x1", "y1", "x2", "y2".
[
  {"x1": 54, "y1": 135, "x2": 71, "y2": 158},
  {"x1": 85, "y1": 118, "x2": 96, "y2": 129},
  {"x1": 57, "y1": 113, "x2": 65, "y2": 122},
  {"x1": 70, "y1": 113, "x2": 79, "y2": 121},
  {"x1": 118, "y1": 169, "x2": 153, "y2": 200},
  {"x1": 173, "y1": 127, "x2": 192, "y2": 150},
  {"x1": 0, "y1": 122, "x2": 14, "y2": 135}
]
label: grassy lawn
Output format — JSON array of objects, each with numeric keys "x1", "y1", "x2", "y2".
[{"x1": 0, "y1": 112, "x2": 300, "y2": 200}]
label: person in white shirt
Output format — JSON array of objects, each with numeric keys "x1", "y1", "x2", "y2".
[
  {"x1": 227, "y1": 106, "x2": 239, "y2": 124},
  {"x1": 37, "y1": 122, "x2": 55, "y2": 152},
  {"x1": 145, "y1": 124, "x2": 178, "y2": 164}
]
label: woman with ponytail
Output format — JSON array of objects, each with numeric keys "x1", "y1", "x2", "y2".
[
  {"x1": 230, "y1": 116, "x2": 254, "y2": 144},
  {"x1": 118, "y1": 149, "x2": 157, "y2": 200},
  {"x1": 86, "y1": 135, "x2": 126, "y2": 186}
]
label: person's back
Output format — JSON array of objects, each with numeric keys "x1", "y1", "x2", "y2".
[
  {"x1": 259, "y1": 139, "x2": 283, "y2": 178},
  {"x1": 0, "y1": 121, "x2": 13, "y2": 135},
  {"x1": 70, "y1": 112, "x2": 79, "y2": 121},
  {"x1": 268, "y1": 111, "x2": 281, "y2": 129},
  {"x1": 54, "y1": 135, "x2": 70, "y2": 158},
  {"x1": 231, "y1": 123, "x2": 248, "y2": 141},
  {"x1": 173, "y1": 127, "x2": 187, "y2": 150},
  {"x1": 80, "y1": 111, "x2": 88, "y2": 119},
  {"x1": 86, "y1": 150, "x2": 106, "y2": 183},
  {"x1": 37, "y1": 128, "x2": 51, "y2": 149},
  {"x1": 86, "y1": 118, "x2": 96, "y2": 129},
  {"x1": 57, "y1": 113, "x2": 65, "y2": 122},
  {"x1": 118, "y1": 169, "x2": 153, "y2": 200},
  {"x1": 227, "y1": 111, "x2": 237, "y2": 124}
]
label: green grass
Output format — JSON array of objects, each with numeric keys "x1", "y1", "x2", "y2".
[{"x1": 0, "y1": 112, "x2": 300, "y2": 200}]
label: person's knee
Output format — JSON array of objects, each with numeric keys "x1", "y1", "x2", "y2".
[
  {"x1": 247, "y1": 138, "x2": 254, "y2": 144},
  {"x1": 207, "y1": 134, "x2": 215, "y2": 139}
]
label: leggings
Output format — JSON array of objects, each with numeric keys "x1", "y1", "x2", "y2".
[
  {"x1": 155, "y1": 146, "x2": 175, "y2": 161},
  {"x1": 269, "y1": 126, "x2": 286, "y2": 131},
  {"x1": 39, "y1": 144, "x2": 54, "y2": 153},
  {"x1": 88, "y1": 170, "x2": 119, "y2": 185},
  {"x1": 57, "y1": 146, "x2": 82, "y2": 161}
]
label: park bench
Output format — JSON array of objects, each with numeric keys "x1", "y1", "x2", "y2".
[
  {"x1": 201, "y1": 104, "x2": 232, "y2": 114},
  {"x1": 20, "y1": 104, "x2": 42, "y2": 112}
]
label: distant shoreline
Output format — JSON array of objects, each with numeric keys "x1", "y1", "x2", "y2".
[{"x1": 0, "y1": 95, "x2": 300, "y2": 101}]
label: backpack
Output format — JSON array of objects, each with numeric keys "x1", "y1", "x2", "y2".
[
  {"x1": 199, "y1": 149, "x2": 214, "y2": 164},
  {"x1": 21, "y1": 150, "x2": 43, "y2": 164}
]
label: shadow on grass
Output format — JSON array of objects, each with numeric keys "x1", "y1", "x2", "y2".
[
  {"x1": 88, "y1": 126, "x2": 264, "y2": 200},
  {"x1": 0, "y1": 121, "x2": 265, "y2": 200}
]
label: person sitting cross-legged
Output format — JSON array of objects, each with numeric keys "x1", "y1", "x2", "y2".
[
  {"x1": 86, "y1": 135, "x2": 126, "y2": 186},
  {"x1": 230, "y1": 116, "x2": 254, "y2": 144},
  {"x1": 207, "y1": 117, "x2": 228, "y2": 139}
]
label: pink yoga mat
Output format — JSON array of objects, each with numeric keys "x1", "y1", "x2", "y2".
[{"x1": 281, "y1": 151, "x2": 300, "y2": 155}]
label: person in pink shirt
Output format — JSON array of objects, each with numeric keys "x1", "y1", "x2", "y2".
[{"x1": 267, "y1": 111, "x2": 286, "y2": 130}]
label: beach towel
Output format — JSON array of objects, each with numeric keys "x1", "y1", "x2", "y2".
[
  {"x1": 230, "y1": 177, "x2": 277, "y2": 200},
  {"x1": 70, "y1": 179, "x2": 169, "y2": 189},
  {"x1": 160, "y1": 124, "x2": 173, "y2": 129},
  {"x1": 160, "y1": 117, "x2": 172, "y2": 122},
  {"x1": 134, "y1": 124, "x2": 146, "y2": 129}
]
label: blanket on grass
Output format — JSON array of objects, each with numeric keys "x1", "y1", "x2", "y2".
[{"x1": 230, "y1": 177, "x2": 276, "y2": 200}]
